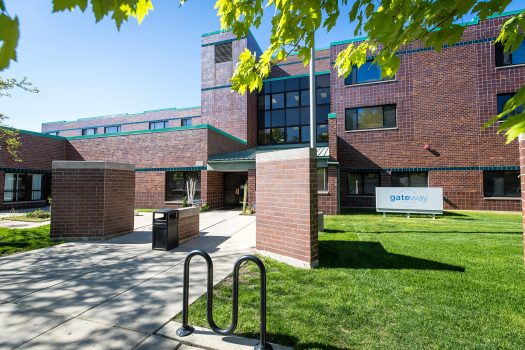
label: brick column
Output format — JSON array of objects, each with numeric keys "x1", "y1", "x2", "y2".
[
  {"x1": 247, "y1": 168, "x2": 256, "y2": 206},
  {"x1": 518, "y1": 134, "x2": 525, "y2": 264},
  {"x1": 51, "y1": 161, "x2": 135, "y2": 240},
  {"x1": 256, "y1": 148, "x2": 318, "y2": 268}
]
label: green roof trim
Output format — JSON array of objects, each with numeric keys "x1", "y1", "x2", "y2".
[
  {"x1": 66, "y1": 124, "x2": 247, "y2": 145},
  {"x1": 263, "y1": 70, "x2": 331, "y2": 83},
  {"x1": 201, "y1": 29, "x2": 232, "y2": 37},
  {"x1": 329, "y1": 8, "x2": 524, "y2": 47},
  {"x1": 328, "y1": 112, "x2": 337, "y2": 119},
  {"x1": 41, "y1": 105, "x2": 201, "y2": 125},
  {"x1": 7, "y1": 128, "x2": 67, "y2": 140}
]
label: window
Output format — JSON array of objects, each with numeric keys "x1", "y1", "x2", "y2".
[
  {"x1": 3, "y1": 173, "x2": 50, "y2": 202},
  {"x1": 483, "y1": 170, "x2": 520, "y2": 198},
  {"x1": 496, "y1": 41, "x2": 525, "y2": 67},
  {"x1": 318, "y1": 168, "x2": 328, "y2": 192},
  {"x1": 345, "y1": 105, "x2": 396, "y2": 131},
  {"x1": 347, "y1": 172, "x2": 380, "y2": 195},
  {"x1": 497, "y1": 93, "x2": 524, "y2": 118},
  {"x1": 257, "y1": 74, "x2": 330, "y2": 145},
  {"x1": 165, "y1": 171, "x2": 201, "y2": 202},
  {"x1": 82, "y1": 128, "x2": 97, "y2": 136},
  {"x1": 181, "y1": 118, "x2": 192, "y2": 126},
  {"x1": 215, "y1": 42, "x2": 232, "y2": 63},
  {"x1": 391, "y1": 172, "x2": 428, "y2": 187},
  {"x1": 104, "y1": 125, "x2": 120, "y2": 134},
  {"x1": 149, "y1": 121, "x2": 168, "y2": 130},
  {"x1": 344, "y1": 60, "x2": 393, "y2": 85},
  {"x1": 46, "y1": 131, "x2": 59, "y2": 136}
]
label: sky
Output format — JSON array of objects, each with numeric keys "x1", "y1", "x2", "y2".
[{"x1": 2, "y1": 0, "x2": 524, "y2": 132}]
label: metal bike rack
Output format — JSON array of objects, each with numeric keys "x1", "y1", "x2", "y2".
[{"x1": 176, "y1": 249, "x2": 273, "y2": 350}]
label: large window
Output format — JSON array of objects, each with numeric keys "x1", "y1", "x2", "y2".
[
  {"x1": 347, "y1": 172, "x2": 380, "y2": 195},
  {"x1": 496, "y1": 41, "x2": 525, "y2": 67},
  {"x1": 318, "y1": 168, "x2": 328, "y2": 192},
  {"x1": 497, "y1": 93, "x2": 524, "y2": 118},
  {"x1": 3, "y1": 173, "x2": 50, "y2": 202},
  {"x1": 82, "y1": 128, "x2": 97, "y2": 136},
  {"x1": 257, "y1": 74, "x2": 330, "y2": 145},
  {"x1": 215, "y1": 42, "x2": 232, "y2": 63},
  {"x1": 165, "y1": 171, "x2": 201, "y2": 202},
  {"x1": 104, "y1": 125, "x2": 120, "y2": 134},
  {"x1": 345, "y1": 105, "x2": 396, "y2": 131},
  {"x1": 150, "y1": 121, "x2": 168, "y2": 130},
  {"x1": 344, "y1": 60, "x2": 393, "y2": 85},
  {"x1": 391, "y1": 172, "x2": 428, "y2": 187},
  {"x1": 181, "y1": 118, "x2": 192, "y2": 126},
  {"x1": 483, "y1": 170, "x2": 520, "y2": 198}
]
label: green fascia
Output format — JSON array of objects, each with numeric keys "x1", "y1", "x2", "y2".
[
  {"x1": 486, "y1": 8, "x2": 524, "y2": 20},
  {"x1": 262, "y1": 70, "x2": 331, "y2": 83},
  {"x1": 328, "y1": 112, "x2": 337, "y2": 119},
  {"x1": 330, "y1": 36, "x2": 368, "y2": 47},
  {"x1": 207, "y1": 160, "x2": 255, "y2": 172},
  {"x1": 201, "y1": 29, "x2": 232, "y2": 37},
  {"x1": 272, "y1": 46, "x2": 331, "y2": 59},
  {"x1": 5, "y1": 128, "x2": 67, "y2": 140},
  {"x1": 42, "y1": 120, "x2": 67, "y2": 125},
  {"x1": 66, "y1": 124, "x2": 247, "y2": 145}
]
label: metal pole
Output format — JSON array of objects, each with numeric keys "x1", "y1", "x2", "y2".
[{"x1": 309, "y1": 34, "x2": 316, "y2": 149}]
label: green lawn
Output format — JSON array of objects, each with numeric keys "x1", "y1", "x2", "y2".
[
  {"x1": 0, "y1": 225, "x2": 61, "y2": 256},
  {"x1": 175, "y1": 210, "x2": 525, "y2": 349}
]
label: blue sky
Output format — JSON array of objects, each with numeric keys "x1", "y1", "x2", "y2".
[{"x1": 2, "y1": 0, "x2": 524, "y2": 131}]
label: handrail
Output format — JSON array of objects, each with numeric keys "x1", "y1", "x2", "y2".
[{"x1": 176, "y1": 249, "x2": 273, "y2": 350}]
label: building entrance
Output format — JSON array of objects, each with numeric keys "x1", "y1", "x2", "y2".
[{"x1": 224, "y1": 172, "x2": 248, "y2": 207}]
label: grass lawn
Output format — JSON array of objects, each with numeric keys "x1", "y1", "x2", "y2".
[
  {"x1": 0, "y1": 225, "x2": 60, "y2": 256},
  {"x1": 175, "y1": 210, "x2": 525, "y2": 349},
  {"x1": 1, "y1": 216, "x2": 50, "y2": 222}
]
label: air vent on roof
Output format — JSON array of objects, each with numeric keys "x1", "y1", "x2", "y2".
[{"x1": 215, "y1": 42, "x2": 232, "y2": 63}]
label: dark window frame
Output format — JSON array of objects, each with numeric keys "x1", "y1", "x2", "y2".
[
  {"x1": 497, "y1": 93, "x2": 524, "y2": 120},
  {"x1": 347, "y1": 172, "x2": 381, "y2": 196},
  {"x1": 165, "y1": 171, "x2": 202, "y2": 202},
  {"x1": 344, "y1": 60, "x2": 394, "y2": 86},
  {"x1": 495, "y1": 41, "x2": 525, "y2": 67},
  {"x1": 391, "y1": 171, "x2": 429, "y2": 187},
  {"x1": 483, "y1": 170, "x2": 520, "y2": 198},
  {"x1": 215, "y1": 42, "x2": 233, "y2": 63},
  {"x1": 345, "y1": 104, "x2": 397, "y2": 131},
  {"x1": 81, "y1": 128, "x2": 97, "y2": 136},
  {"x1": 3, "y1": 173, "x2": 50, "y2": 203},
  {"x1": 149, "y1": 120, "x2": 169, "y2": 130},
  {"x1": 104, "y1": 125, "x2": 120, "y2": 134},
  {"x1": 181, "y1": 118, "x2": 192, "y2": 127},
  {"x1": 318, "y1": 168, "x2": 328, "y2": 192}
]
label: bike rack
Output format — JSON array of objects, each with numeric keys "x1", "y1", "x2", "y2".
[{"x1": 176, "y1": 249, "x2": 273, "y2": 350}]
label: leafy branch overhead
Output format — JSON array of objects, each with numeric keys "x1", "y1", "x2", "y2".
[{"x1": 0, "y1": 0, "x2": 524, "y2": 141}]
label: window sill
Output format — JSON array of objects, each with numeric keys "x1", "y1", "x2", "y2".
[
  {"x1": 2, "y1": 200, "x2": 46, "y2": 204},
  {"x1": 483, "y1": 197, "x2": 521, "y2": 201},
  {"x1": 496, "y1": 63, "x2": 525, "y2": 70},
  {"x1": 164, "y1": 201, "x2": 183, "y2": 204},
  {"x1": 344, "y1": 79, "x2": 397, "y2": 88},
  {"x1": 345, "y1": 127, "x2": 398, "y2": 133},
  {"x1": 318, "y1": 191, "x2": 330, "y2": 195}
]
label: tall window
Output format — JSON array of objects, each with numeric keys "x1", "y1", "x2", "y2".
[
  {"x1": 345, "y1": 105, "x2": 396, "y2": 131},
  {"x1": 181, "y1": 118, "x2": 192, "y2": 126},
  {"x1": 150, "y1": 121, "x2": 168, "y2": 130},
  {"x1": 257, "y1": 74, "x2": 330, "y2": 145},
  {"x1": 165, "y1": 171, "x2": 201, "y2": 202},
  {"x1": 318, "y1": 168, "x2": 328, "y2": 192},
  {"x1": 215, "y1": 42, "x2": 232, "y2": 63},
  {"x1": 104, "y1": 125, "x2": 120, "y2": 133},
  {"x1": 496, "y1": 41, "x2": 525, "y2": 67},
  {"x1": 391, "y1": 172, "x2": 428, "y2": 187},
  {"x1": 344, "y1": 60, "x2": 393, "y2": 85},
  {"x1": 483, "y1": 170, "x2": 520, "y2": 198},
  {"x1": 3, "y1": 173, "x2": 49, "y2": 202},
  {"x1": 82, "y1": 128, "x2": 97, "y2": 135},
  {"x1": 497, "y1": 93, "x2": 524, "y2": 118},
  {"x1": 347, "y1": 172, "x2": 380, "y2": 195}
]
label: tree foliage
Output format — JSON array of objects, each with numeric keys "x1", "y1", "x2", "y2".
[
  {"x1": 0, "y1": 0, "x2": 524, "y2": 141},
  {"x1": 0, "y1": 77, "x2": 39, "y2": 160}
]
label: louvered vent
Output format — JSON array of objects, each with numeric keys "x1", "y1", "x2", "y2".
[{"x1": 215, "y1": 42, "x2": 232, "y2": 63}]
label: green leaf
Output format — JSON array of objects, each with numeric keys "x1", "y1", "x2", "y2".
[
  {"x1": 52, "y1": 0, "x2": 88, "y2": 12},
  {"x1": 0, "y1": 14, "x2": 19, "y2": 71}
]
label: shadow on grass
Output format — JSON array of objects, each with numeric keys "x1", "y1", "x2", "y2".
[
  {"x1": 320, "y1": 241, "x2": 464, "y2": 272},
  {"x1": 235, "y1": 332, "x2": 348, "y2": 350}
]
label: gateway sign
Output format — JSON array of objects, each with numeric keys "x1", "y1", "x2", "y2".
[{"x1": 376, "y1": 187, "x2": 443, "y2": 215}]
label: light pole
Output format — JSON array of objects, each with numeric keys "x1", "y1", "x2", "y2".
[{"x1": 309, "y1": 34, "x2": 316, "y2": 149}]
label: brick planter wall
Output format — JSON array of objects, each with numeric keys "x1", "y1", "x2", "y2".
[
  {"x1": 50, "y1": 161, "x2": 135, "y2": 241},
  {"x1": 520, "y1": 134, "x2": 525, "y2": 265},
  {"x1": 256, "y1": 148, "x2": 319, "y2": 268},
  {"x1": 177, "y1": 206, "x2": 200, "y2": 244}
]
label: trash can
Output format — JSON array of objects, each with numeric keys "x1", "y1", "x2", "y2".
[{"x1": 152, "y1": 209, "x2": 179, "y2": 251}]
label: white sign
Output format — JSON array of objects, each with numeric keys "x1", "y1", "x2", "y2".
[{"x1": 376, "y1": 187, "x2": 443, "y2": 214}]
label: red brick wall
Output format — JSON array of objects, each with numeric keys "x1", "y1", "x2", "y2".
[
  {"x1": 331, "y1": 15, "x2": 523, "y2": 211},
  {"x1": 256, "y1": 148, "x2": 318, "y2": 268},
  {"x1": 51, "y1": 162, "x2": 135, "y2": 240},
  {"x1": 318, "y1": 165, "x2": 339, "y2": 215},
  {"x1": 202, "y1": 171, "x2": 224, "y2": 209},
  {"x1": 178, "y1": 207, "x2": 200, "y2": 243},
  {"x1": 247, "y1": 168, "x2": 256, "y2": 206},
  {"x1": 520, "y1": 134, "x2": 525, "y2": 265},
  {"x1": 268, "y1": 49, "x2": 331, "y2": 78}
]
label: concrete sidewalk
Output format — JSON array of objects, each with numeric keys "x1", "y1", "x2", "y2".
[{"x1": 0, "y1": 210, "x2": 255, "y2": 350}]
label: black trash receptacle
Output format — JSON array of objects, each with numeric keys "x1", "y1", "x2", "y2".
[{"x1": 152, "y1": 209, "x2": 179, "y2": 251}]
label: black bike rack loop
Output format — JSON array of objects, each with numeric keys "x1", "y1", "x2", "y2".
[{"x1": 176, "y1": 249, "x2": 273, "y2": 350}]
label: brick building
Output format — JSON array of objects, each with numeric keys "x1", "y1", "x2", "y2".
[{"x1": 1, "y1": 12, "x2": 524, "y2": 213}]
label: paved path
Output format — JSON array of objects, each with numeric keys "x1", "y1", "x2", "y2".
[{"x1": 0, "y1": 210, "x2": 255, "y2": 350}]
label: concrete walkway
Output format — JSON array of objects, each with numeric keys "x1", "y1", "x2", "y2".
[{"x1": 0, "y1": 210, "x2": 255, "y2": 350}]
